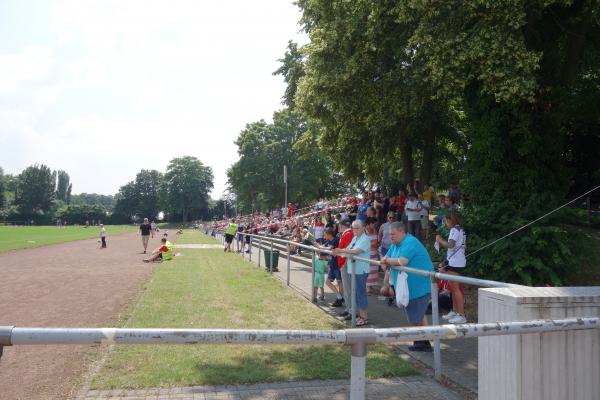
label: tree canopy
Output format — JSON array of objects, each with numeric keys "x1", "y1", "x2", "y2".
[
  {"x1": 162, "y1": 156, "x2": 214, "y2": 223},
  {"x1": 227, "y1": 109, "x2": 349, "y2": 213}
]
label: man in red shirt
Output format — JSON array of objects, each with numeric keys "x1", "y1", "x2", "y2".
[{"x1": 336, "y1": 219, "x2": 355, "y2": 318}]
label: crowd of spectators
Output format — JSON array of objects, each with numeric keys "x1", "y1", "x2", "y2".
[{"x1": 205, "y1": 183, "x2": 468, "y2": 339}]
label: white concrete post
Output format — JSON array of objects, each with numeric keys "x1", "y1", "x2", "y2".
[
  {"x1": 350, "y1": 341, "x2": 367, "y2": 400},
  {"x1": 479, "y1": 287, "x2": 600, "y2": 400}
]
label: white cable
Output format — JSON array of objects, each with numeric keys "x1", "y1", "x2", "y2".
[{"x1": 466, "y1": 184, "x2": 600, "y2": 258}]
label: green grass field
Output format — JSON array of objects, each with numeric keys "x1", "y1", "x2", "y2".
[
  {"x1": 0, "y1": 225, "x2": 138, "y2": 252},
  {"x1": 91, "y1": 230, "x2": 415, "y2": 389}
]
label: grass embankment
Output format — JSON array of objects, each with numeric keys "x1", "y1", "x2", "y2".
[
  {"x1": 92, "y1": 230, "x2": 414, "y2": 389},
  {"x1": 0, "y1": 225, "x2": 137, "y2": 252}
]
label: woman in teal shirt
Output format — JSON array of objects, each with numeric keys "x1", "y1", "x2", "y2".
[{"x1": 333, "y1": 220, "x2": 372, "y2": 326}]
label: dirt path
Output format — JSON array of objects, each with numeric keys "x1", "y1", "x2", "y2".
[{"x1": 0, "y1": 231, "x2": 163, "y2": 400}]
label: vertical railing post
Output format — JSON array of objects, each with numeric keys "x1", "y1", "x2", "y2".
[
  {"x1": 286, "y1": 242, "x2": 291, "y2": 286},
  {"x1": 258, "y1": 236, "x2": 262, "y2": 268},
  {"x1": 269, "y1": 237, "x2": 274, "y2": 273},
  {"x1": 431, "y1": 277, "x2": 442, "y2": 379},
  {"x1": 249, "y1": 236, "x2": 252, "y2": 262},
  {"x1": 350, "y1": 341, "x2": 367, "y2": 400},
  {"x1": 350, "y1": 257, "x2": 357, "y2": 328},
  {"x1": 311, "y1": 248, "x2": 316, "y2": 301}
]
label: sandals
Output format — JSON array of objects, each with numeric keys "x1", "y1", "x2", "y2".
[{"x1": 355, "y1": 317, "x2": 369, "y2": 327}]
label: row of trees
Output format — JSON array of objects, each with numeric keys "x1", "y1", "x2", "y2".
[
  {"x1": 227, "y1": 1, "x2": 599, "y2": 285},
  {"x1": 113, "y1": 156, "x2": 214, "y2": 223},
  {"x1": 226, "y1": 109, "x2": 352, "y2": 214},
  {"x1": 0, "y1": 165, "x2": 79, "y2": 223},
  {"x1": 0, "y1": 156, "x2": 215, "y2": 225}
]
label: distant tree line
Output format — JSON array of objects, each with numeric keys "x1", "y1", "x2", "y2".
[{"x1": 0, "y1": 156, "x2": 215, "y2": 225}]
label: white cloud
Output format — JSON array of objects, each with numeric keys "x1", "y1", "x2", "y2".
[{"x1": 0, "y1": 0, "x2": 307, "y2": 197}]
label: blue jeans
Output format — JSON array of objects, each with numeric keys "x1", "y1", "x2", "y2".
[{"x1": 354, "y1": 273, "x2": 368, "y2": 311}]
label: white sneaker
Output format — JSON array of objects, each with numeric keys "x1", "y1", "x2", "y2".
[
  {"x1": 442, "y1": 311, "x2": 458, "y2": 320},
  {"x1": 448, "y1": 315, "x2": 467, "y2": 324}
]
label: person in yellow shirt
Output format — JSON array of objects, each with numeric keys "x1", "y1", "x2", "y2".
[
  {"x1": 223, "y1": 218, "x2": 238, "y2": 252},
  {"x1": 422, "y1": 185, "x2": 436, "y2": 205},
  {"x1": 143, "y1": 238, "x2": 174, "y2": 262}
]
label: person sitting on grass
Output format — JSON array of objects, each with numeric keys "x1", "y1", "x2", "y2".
[{"x1": 143, "y1": 238, "x2": 173, "y2": 263}]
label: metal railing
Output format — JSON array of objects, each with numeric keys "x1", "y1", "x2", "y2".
[
  {"x1": 217, "y1": 231, "x2": 523, "y2": 380},
  {"x1": 1, "y1": 318, "x2": 598, "y2": 400}
]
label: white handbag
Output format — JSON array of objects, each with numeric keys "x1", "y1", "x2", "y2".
[{"x1": 395, "y1": 271, "x2": 410, "y2": 307}]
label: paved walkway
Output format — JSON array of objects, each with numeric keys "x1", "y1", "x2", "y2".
[
  {"x1": 82, "y1": 376, "x2": 463, "y2": 400},
  {"x1": 239, "y1": 237, "x2": 478, "y2": 394}
]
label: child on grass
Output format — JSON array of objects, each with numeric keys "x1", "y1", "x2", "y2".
[{"x1": 312, "y1": 252, "x2": 328, "y2": 302}]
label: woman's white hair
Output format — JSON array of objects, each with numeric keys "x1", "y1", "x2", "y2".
[{"x1": 351, "y1": 220, "x2": 364, "y2": 229}]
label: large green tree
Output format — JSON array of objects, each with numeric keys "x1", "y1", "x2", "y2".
[
  {"x1": 113, "y1": 169, "x2": 163, "y2": 221},
  {"x1": 56, "y1": 170, "x2": 72, "y2": 203},
  {"x1": 14, "y1": 164, "x2": 56, "y2": 219},
  {"x1": 296, "y1": 0, "x2": 460, "y2": 187},
  {"x1": 392, "y1": 0, "x2": 600, "y2": 284},
  {"x1": 161, "y1": 157, "x2": 213, "y2": 223},
  {"x1": 227, "y1": 109, "x2": 348, "y2": 213}
]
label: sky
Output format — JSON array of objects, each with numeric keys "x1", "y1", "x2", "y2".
[{"x1": 0, "y1": 0, "x2": 307, "y2": 198}]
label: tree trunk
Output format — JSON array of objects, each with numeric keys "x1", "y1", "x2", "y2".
[
  {"x1": 399, "y1": 139, "x2": 414, "y2": 187},
  {"x1": 182, "y1": 209, "x2": 188, "y2": 223}
]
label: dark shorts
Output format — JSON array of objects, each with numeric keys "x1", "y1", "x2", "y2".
[
  {"x1": 445, "y1": 266, "x2": 465, "y2": 274},
  {"x1": 245, "y1": 234, "x2": 251, "y2": 243},
  {"x1": 225, "y1": 234, "x2": 234, "y2": 243},
  {"x1": 405, "y1": 293, "x2": 431, "y2": 324},
  {"x1": 237, "y1": 233, "x2": 243, "y2": 241},
  {"x1": 327, "y1": 266, "x2": 342, "y2": 282}
]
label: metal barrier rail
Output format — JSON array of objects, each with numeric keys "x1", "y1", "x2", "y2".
[
  {"x1": 217, "y1": 231, "x2": 524, "y2": 380},
  {"x1": 1, "y1": 318, "x2": 598, "y2": 400}
]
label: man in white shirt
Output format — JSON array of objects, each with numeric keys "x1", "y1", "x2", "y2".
[{"x1": 405, "y1": 192, "x2": 422, "y2": 240}]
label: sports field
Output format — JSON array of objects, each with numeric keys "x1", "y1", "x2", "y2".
[
  {"x1": 91, "y1": 230, "x2": 415, "y2": 389},
  {"x1": 0, "y1": 225, "x2": 138, "y2": 252}
]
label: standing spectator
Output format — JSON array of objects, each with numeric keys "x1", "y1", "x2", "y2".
[
  {"x1": 435, "y1": 212, "x2": 467, "y2": 324},
  {"x1": 405, "y1": 193, "x2": 422, "y2": 240},
  {"x1": 314, "y1": 215, "x2": 326, "y2": 243},
  {"x1": 316, "y1": 228, "x2": 344, "y2": 306},
  {"x1": 333, "y1": 220, "x2": 372, "y2": 327},
  {"x1": 312, "y1": 252, "x2": 328, "y2": 302},
  {"x1": 223, "y1": 218, "x2": 238, "y2": 252},
  {"x1": 418, "y1": 193, "x2": 431, "y2": 240},
  {"x1": 357, "y1": 197, "x2": 369, "y2": 222},
  {"x1": 150, "y1": 220, "x2": 157, "y2": 238},
  {"x1": 423, "y1": 185, "x2": 436, "y2": 206},
  {"x1": 378, "y1": 211, "x2": 396, "y2": 257},
  {"x1": 365, "y1": 217, "x2": 380, "y2": 295},
  {"x1": 380, "y1": 222, "x2": 434, "y2": 351},
  {"x1": 139, "y1": 218, "x2": 152, "y2": 254},
  {"x1": 99, "y1": 224, "x2": 107, "y2": 248},
  {"x1": 336, "y1": 219, "x2": 354, "y2": 316},
  {"x1": 397, "y1": 189, "x2": 407, "y2": 220},
  {"x1": 449, "y1": 184, "x2": 461, "y2": 203}
]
